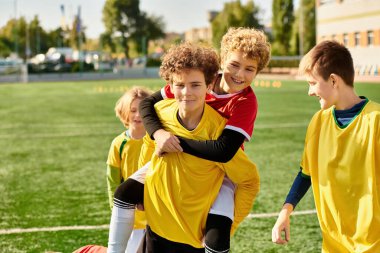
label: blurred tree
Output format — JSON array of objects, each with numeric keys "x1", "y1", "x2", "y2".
[
  {"x1": 0, "y1": 19, "x2": 16, "y2": 57},
  {"x1": 17, "y1": 17, "x2": 28, "y2": 59},
  {"x1": 132, "y1": 12, "x2": 165, "y2": 55},
  {"x1": 289, "y1": 10, "x2": 300, "y2": 55},
  {"x1": 28, "y1": 16, "x2": 49, "y2": 55},
  {"x1": 272, "y1": 0, "x2": 294, "y2": 55},
  {"x1": 211, "y1": 0, "x2": 262, "y2": 50},
  {"x1": 0, "y1": 19, "x2": 17, "y2": 43},
  {"x1": 0, "y1": 17, "x2": 28, "y2": 59},
  {"x1": 47, "y1": 27, "x2": 68, "y2": 48},
  {"x1": 84, "y1": 38, "x2": 100, "y2": 51},
  {"x1": 102, "y1": 0, "x2": 141, "y2": 58},
  {"x1": 0, "y1": 36, "x2": 12, "y2": 57},
  {"x1": 100, "y1": 32, "x2": 115, "y2": 53},
  {"x1": 290, "y1": 0, "x2": 315, "y2": 56},
  {"x1": 70, "y1": 15, "x2": 86, "y2": 50},
  {"x1": 300, "y1": 0, "x2": 316, "y2": 55},
  {"x1": 0, "y1": 16, "x2": 51, "y2": 58}
]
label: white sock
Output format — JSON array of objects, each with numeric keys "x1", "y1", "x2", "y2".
[
  {"x1": 107, "y1": 206, "x2": 135, "y2": 253},
  {"x1": 126, "y1": 229, "x2": 145, "y2": 253}
]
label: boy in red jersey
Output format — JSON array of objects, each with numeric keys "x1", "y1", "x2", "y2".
[
  {"x1": 272, "y1": 40, "x2": 380, "y2": 252},
  {"x1": 136, "y1": 42, "x2": 258, "y2": 252},
  {"x1": 108, "y1": 28, "x2": 270, "y2": 253},
  {"x1": 140, "y1": 27, "x2": 270, "y2": 253}
]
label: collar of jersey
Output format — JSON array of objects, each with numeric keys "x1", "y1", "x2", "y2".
[
  {"x1": 209, "y1": 89, "x2": 244, "y2": 99},
  {"x1": 331, "y1": 96, "x2": 369, "y2": 129}
]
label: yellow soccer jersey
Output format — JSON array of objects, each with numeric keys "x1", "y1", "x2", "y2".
[
  {"x1": 301, "y1": 100, "x2": 380, "y2": 253},
  {"x1": 141, "y1": 99, "x2": 260, "y2": 248},
  {"x1": 106, "y1": 130, "x2": 146, "y2": 230}
]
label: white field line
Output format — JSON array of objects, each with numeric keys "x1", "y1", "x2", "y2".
[
  {"x1": 0, "y1": 210, "x2": 316, "y2": 235},
  {"x1": 255, "y1": 122, "x2": 308, "y2": 129},
  {"x1": 0, "y1": 224, "x2": 109, "y2": 235},
  {"x1": 0, "y1": 132, "x2": 113, "y2": 139},
  {"x1": 247, "y1": 209, "x2": 316, "y2": 218}
]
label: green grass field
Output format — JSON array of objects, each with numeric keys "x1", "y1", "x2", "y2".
[{"x1": 1, "y1": 78, "x2": 379, "y2": 253}]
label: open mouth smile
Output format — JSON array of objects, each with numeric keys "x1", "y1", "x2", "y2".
[{"x1": 231, "y1": 77, "x2": 244, "y2": 85}]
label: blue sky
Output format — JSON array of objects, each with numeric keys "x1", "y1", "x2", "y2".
[{"x1": 0, "y1": 0, "x2": 297, "y2": 39}]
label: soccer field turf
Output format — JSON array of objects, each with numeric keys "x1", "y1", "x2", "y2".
[{"x1": 1, "y1": 78, "x2": 379, "y2": 253}]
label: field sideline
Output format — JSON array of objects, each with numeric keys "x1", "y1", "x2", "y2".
[
  {"x1": 1, "y1": 78, "x2": 379, "y2": 253},
  {"x1": 0, "y1": 209, "x2": 317, "y2": 235}
]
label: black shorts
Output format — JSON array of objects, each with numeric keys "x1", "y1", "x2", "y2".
[{"x1": 137, "y1": 225, "x2": 204, "y2": 253}]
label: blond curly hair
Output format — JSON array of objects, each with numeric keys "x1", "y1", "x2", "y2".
[
  {"x1": 220, "y1": 27, "x2": 271, "y2": 72},
  {"x1": 159, "y1": 42, "x2": 220, "y2": 85}
]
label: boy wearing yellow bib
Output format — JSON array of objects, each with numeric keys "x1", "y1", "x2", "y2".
[
  {"x1": 272, "y1": 40, "x2": 380, "y2": 252},
  {"x1": 106, "y1": 87, "x2": 151, "y2": 253}
]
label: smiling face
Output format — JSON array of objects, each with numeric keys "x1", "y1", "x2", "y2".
[
  {"x1": 128, "y1": 98, "x2": 144, "y2": 131},
  {"x1": 306, "y1": 72, "x2": 338, "y2": 110},
  {"x1": 220, "y1": 50, "x2": 258, "y2": 94},
  {"x1": 170, "y1": 69, "x2": 208, "y2": 117}
]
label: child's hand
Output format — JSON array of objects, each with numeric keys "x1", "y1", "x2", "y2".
[
  {"x1": 153, "y1": 129, "x2": 183, "y2": 155},
  {"x1": 136, "y1": 203, "x2": 144, "y2": 211},
  {"x1": 272, "y1": 204, "x2": 293, "y2": 244}
]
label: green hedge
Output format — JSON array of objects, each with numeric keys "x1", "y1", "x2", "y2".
[
  {"x1": 146, "y1": 58, "x2": 161, "y2": 67},
  {"x1": 268, "y1": 59, "x2": 300, "y2": 68}
]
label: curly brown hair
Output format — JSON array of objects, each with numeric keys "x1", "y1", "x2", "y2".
[
  {"x1": 159, "y1": 42, "x2": 220, "y2": 85},
  {"x1": 220, "y1": 27, "x2": 271, "y2": 72}
]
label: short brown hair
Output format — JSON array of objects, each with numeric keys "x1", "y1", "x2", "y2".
[
  {"x1": 299, "y1": 40, "x2": 354, "y2": 86},
  {"x1": 220, "y1": 27, "x2": 271, "y2": 72},
  {"x1": 159, "y1": 42, "x2": 220, "y2": 85},
  {"x1": 115, "y1": 86, "x2": 152, "y2": 127}
]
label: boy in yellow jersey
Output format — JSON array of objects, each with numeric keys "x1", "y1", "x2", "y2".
[
  {"x1": 107, "y1": 42, "x2": 259, "y2": 253},
  {"x1": 136, "y1": 27, "x2": 270, "y2": 253},
  {"x1": 106, "y1": 87, "x2": 151, "y2": 253},
  {"x1": 272, "y1": 40, "x2": 380, "y2": 252}
]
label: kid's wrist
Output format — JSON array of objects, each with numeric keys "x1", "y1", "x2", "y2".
[
  {"x1": 280, "y1": 203, "x2": 294, "y2": 216},
  {"x1": 153, "y1": 129, "x2": 166, "y2": 140}
]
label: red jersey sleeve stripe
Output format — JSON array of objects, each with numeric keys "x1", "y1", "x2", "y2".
[{"x1": 225, "y1": 125, "x2": 251, "y2": 141}]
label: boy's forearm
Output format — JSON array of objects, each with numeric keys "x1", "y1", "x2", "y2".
[
  {"x1": 139, "y1": 90, "x2": 164, "y2": 139},
  {"x1": 284, "y1": 170, "x2": 311, "y2": 208},
  {"x1": 178, "y1": 129, "x2": 245, "y2": 163}
]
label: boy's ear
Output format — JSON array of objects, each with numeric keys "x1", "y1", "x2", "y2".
[
  {"x1": 330, "y1": 74, "x2": 337, "y2": 86},
  {"x1": 169, "y1": 83, "x2": 174, "y2": 93},
  {"x1": 207, "y1": 83, "x2": 214, "y2": 93},
  {"x1": 220, "y1": 59, "x2": 225, "y2": 70}
]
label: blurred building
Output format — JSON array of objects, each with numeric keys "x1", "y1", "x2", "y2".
[
  {"x1": 316, "y1": 0, "x2": 380, "y2": 76},
  {"x1": 184, "y1": 27, "x2": 212, "y2": 44},
  {"x1": 149, "y1": 32, "x2": 183, "y2": 54},
  {"x1": 183, "y1": 11, "x2": 217, "y2": 44}
]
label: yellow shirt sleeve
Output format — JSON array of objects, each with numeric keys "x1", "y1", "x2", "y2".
[
  {"x1": 219, "y1": 149, "x2": 260, "y2": 233},
  {"x1": 300, "y1": 111, "x2": 321, "y2": 176},
  {"x1": 138, "y1": 133, "x2": 155, "y2": 169},
  {"x1": 106, "y1": 136, "x2": 123, "y2": 209},
  {"x1": 106, "y1": 164, "x2": 121, "y2": 209}
]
